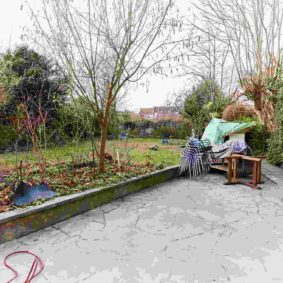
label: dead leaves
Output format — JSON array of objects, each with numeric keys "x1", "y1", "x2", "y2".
[{"x1": 0, "y1": 158, "x2": 155, "y2": 213}]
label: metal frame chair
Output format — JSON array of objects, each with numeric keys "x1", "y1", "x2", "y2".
[{"x1": 179, "y1": 139, "x2": 213, "y2": 178}]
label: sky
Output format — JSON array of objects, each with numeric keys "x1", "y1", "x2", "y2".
[
  {"x1": 0, "y1": 1, "x2": 24, "y2": 50},
  {"x1": 0, "y1": 0, "x2": 191, "y2": 111}
]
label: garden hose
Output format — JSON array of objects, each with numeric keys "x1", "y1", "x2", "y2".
[{"x1": 3, "y1": 251, "x2": 44, "y2": 283}]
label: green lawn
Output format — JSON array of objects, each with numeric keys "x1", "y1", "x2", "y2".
[
  {"x1": 0, "y1": 138, "x2": 185, "y2": 168},
  {"x1": 0, "y1": 141, "x2": 92, "y2": 167},
  {"x1": 130, "y1": 146, "x2": 181, "y2": 167}
]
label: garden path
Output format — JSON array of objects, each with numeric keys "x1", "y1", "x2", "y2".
[{"x1": 0, "y1": 166, "x2": 283, "y2": 283}]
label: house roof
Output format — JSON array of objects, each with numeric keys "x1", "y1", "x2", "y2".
[{"x1": 140, "y1": 108, "x2": 154, "y2": 114}]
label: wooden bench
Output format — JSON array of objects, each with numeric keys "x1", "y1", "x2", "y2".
[{"x1": 224, "y1": 154, "x2": 264, "y2": 189}]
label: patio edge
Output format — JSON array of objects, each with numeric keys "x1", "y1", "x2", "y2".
[{"x1": 0, "y1": 165, "x2": 179, "y2": 245}]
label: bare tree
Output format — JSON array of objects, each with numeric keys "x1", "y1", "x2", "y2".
[
  {"x1": 165, "y1": 88, "x2": 187, "y2": 113},
  {"x1": 184, "y1": 0, "x2": 283, "y2": 131},
  {"x1": 26, "y1": 0, "x2": 175, "y2": 172},
  {"x1": 163, "y1": 6, "x2": 236, "y2": 98},
  {"x1": 179, "y1": 28, "x2": 233, "y2": 98},
  {"x1": 192, "y1": 0, "x2": 283, "y2": 81}
]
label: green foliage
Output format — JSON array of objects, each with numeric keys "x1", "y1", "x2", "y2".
[
  {"x1": 52, "y1": 97, "x2": 99, "y2": 144},
  {"x1": 183, "y1": 80, "x2": 230, "y2": 135},
  {"x1": 238, "y1": 117, "x2": 269, "y2": 155},
  {"x1": 121, "y1": 118, "x2": 191, "y2": 139},
  {"x1": 128, "y1": 128, "x2": 140, "y2": 138},
  {"x1": 249, "y1": 123, "x2": 269, "y2": 155},
  {"x1": 268, "y1": 87, "x2": 283, "y2": 165},
  {"x1": 153, "y1": 126, "x2": 176, "y2": 138},
  {"x1": 0, "y1": 125, "x2": 17, "y2": 150},
  {"x1": 0, "y1": 46, "x2": 66, "y2": 123},
  {"x1": 176, "y1": 122, "x2": 192, "y2": 139},
  {"x1": 107, "y1": 105, "x2": 120, "y2": 137},
  {"x1": 152, "y1": 122, "x2": 191, "y2": 139},
  {"x1": 136, "y1": 119, "x2": 154, "y2": 129}
]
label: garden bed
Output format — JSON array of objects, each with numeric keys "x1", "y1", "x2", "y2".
[
  {"x1": 0, "y1": 138, "x2": 183, "y2": 212},
  {"x1": 0, "y1": 157, "x2": 159, "y2": 212},
  {"x1": 0, "y1": 165, "x2": 179, "y2": 244}
]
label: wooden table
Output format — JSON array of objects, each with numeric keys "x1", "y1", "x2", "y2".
[{"x1": 224, "y1": 154, "x2": 264, "y2": 190}]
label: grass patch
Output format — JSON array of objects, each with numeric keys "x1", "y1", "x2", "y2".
[
  {"x1": 0, "y1": 138, "x2": 184, "y2": 167},
  {"x1": 0, "y1": 141, "x2": 92, "y2": 166},
  {"x1": 130, "y1": 148, "x2": 180, "y2": 167}
]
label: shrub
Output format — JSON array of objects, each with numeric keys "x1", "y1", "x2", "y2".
[
  {"x1": 128, "y1": 128, "x2": 140, "y2": 138},
  {"x1": 249, "y1": 123, "x2": 269, "y2": 155},
  {"x1": 0, "y1": 46, "x2": 67, "y2": 123},
  {"x1": 0, "y1": 125, "x2": 17, "y2": 150},
  {"x1": 151, "y1": 124, "x2": 190, "y2": 139},
  {"x1": 238, "y1": 117, "x2": 269, "y2": 155},
  {"x1": 268, "y1": 87, "x2": 283, "y2": 165},
  {"x1": 175, "y1": 122, "x2": 192, "y2": 139},
  {"x1": 153, "y1": 126, "x2": 176, "y2": 138},
  {"x1": 183, "y1": 79, "x2": 230, "y2": 136}
]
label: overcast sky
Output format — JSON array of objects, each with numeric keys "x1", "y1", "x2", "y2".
[{"x1": 0, "y1": 0, "x2": 191, "y2": 111}]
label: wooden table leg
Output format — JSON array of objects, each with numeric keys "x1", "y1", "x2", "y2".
[
  {"x1": 225, "y1": 155, "x2": 262, "y2": 190},
  {"x1": 252, "y1": 161, "x2": 258, "y2": 186},
  {"x1": 227, "y1": 158, "x2": 232, "y2": 183},
  {"x1": 232, "y1": 157, "x2": 238, "y2": 181},
  {"x1": 257, "y1": 160, "x2": 262, "y2": 184}
]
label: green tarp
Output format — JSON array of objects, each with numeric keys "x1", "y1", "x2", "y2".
[{"x1": 201, "y1": 118, "x2": 255, "y2": 145}]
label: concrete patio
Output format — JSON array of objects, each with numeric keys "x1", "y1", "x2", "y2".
[{"x1": 1, "y1": 165, "x2": 283, "y2": 282}]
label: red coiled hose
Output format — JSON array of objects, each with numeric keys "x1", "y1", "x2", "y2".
[{"x1": 3, "y1": 251, "x2": 44, "y2": 283}]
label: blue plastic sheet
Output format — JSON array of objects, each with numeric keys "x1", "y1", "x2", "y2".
[{"x1": 14, "y1": 183, "x2": 56, "y2": 206}]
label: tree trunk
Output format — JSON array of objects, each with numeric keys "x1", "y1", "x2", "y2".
[
  {"x1": 98, "y1": 86, "x2": 113, "y2": 173},
  {"x1": 99, "y1": 119, "x2": 108, "y2": 173}
]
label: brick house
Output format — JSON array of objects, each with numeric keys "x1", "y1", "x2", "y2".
[{"x1": 139, "y1": 106, "x2": 183, "y2": 122}]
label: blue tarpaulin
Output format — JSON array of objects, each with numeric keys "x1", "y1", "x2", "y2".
[{"x1": 14, "y1": 183, "x2": 56, "y2": 206}]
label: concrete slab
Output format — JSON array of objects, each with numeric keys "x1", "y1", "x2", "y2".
[
  {"x1": 1, "y1": 173, "x2": 283, "y2": 282},
  {"x1": 0, "y1": 166, "x2": 179, "y2": 244}
]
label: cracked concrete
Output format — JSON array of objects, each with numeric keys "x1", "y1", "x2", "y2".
[{"x1": 1, "y1": 169, "x2": 283, "y2": 282}]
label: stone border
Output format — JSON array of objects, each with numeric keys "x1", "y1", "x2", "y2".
[{"x1": 0, "y1": 165, "x2": 179, "y2": 245}]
